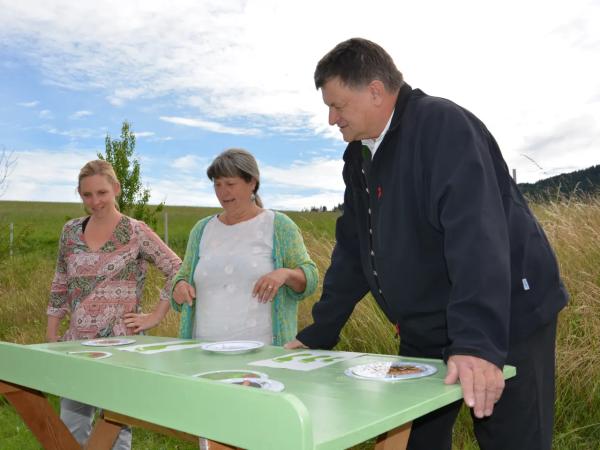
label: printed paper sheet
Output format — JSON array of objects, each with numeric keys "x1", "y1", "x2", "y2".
[
  {"x1": 118, "y1": 340, "x2": 204, "y2": 354},
  {"x1": 249, "y1": 350, "x2": 364, "y2": 371}
]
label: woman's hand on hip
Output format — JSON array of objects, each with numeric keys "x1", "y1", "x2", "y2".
[
  {"x1": 253, "y1": 269, "x2": 289, "y2": 303},
  {"x1": 173, "y1": 280, "x2": 196, "y2": 306}
]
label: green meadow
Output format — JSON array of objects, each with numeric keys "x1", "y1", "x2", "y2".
[{"x1": 1, "y1": 199, "x2": 599, "y2": 449}]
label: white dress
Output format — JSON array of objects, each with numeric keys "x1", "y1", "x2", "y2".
[{"x1": 193, "y1": 210, "x2": 274, "y2": 344}]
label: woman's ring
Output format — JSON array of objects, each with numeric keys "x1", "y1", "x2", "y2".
[{"x1": 267, "y1": 285, "x2": 273, "y2": 289}]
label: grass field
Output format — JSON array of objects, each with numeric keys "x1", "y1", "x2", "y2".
[{"x1": 1, "y1": 198, "x2": 599, "y2": 449}]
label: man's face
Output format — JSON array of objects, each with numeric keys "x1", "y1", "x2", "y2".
[{"x1": 321, "y1": 77, "x2": 376, "y2": 142}]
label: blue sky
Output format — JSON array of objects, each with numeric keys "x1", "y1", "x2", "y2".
[{"x1": 1, "y1": 0, "x2": 599, "y2": 210}]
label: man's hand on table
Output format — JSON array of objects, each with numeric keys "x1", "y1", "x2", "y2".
[
  {"x1": 444, "y1": 355, "x2": 505, "y2": 418},
  {"x1": 284, "y1": 339, "x2": 308, "y2": 349}
]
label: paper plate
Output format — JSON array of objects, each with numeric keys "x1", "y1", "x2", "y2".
[
  {"x1": 193, "y1": 369, "x2": 268, "y2": 381},
  {"x1": 345, "y1": 361, "x2": 437, "y2": 381},
  {"x1": 224, "y1": 378, "x2": 285, "y2": 392},
  {"x1": 81, "y1": 338, "x2": 136, "y2": 347},
  {"x1": 200, "y1": 340, "x2": 264, "y2": 354},
  {"x1": 68, "y1": 350, "x2": 112, "y2": 359}
]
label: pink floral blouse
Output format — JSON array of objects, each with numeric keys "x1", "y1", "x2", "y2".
[{"x1": 48, "y1": 215, "x2": 181, "y2": 341}]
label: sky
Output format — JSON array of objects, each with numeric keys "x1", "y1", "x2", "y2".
[{"x1": 1, "y1": 0, "x2": 599, "y2": 210}]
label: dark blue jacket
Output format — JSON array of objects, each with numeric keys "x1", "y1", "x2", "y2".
[{"x1": 297, "y1": 84, "x2": 568, "y2": 368}]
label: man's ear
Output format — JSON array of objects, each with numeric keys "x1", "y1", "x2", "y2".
[{"x1": 368, "y1": 80, "x2": 386, "y2": 106}]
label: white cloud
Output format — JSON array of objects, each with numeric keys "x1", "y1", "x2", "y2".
[
  {"x1": 265, "y1": 192, "x2": 344, "y2": 211},
  {"x1": 39, "y1": 109, "x2": 53, "y2": 119},
  {"x1": 261, "y1": 157, "x2": 344, "y2": 192},
  {"x1": 2, "y1": 149, "x2": 96, "y2": 202},
  {"x1": 69, "y1": 110, "x2": 92, "y2": 119},
  {"x1": 40, "y1": 125, "x2": 103, "y2": 140},
  {"x1": 154, "y1": 155, "x2": 345, "y2": 210},
  {"x1": 0, "y1": 0, "x2": 598, "y2": 186},
  {"x1": 160, "y1": 116, "x2": 261, "y2": 136},
  {"x1": 17, "y1": 100, "x2": 39, "y2": 108},
  {"x1": 148, "y1": 176, "x2": 216, "y2": 207},
  {"x1": 170, "y1": 154, "x2": 207, "y2": 172},
  {"x1": 132, "y1": 131, "x2": 155, "y2": 138}
]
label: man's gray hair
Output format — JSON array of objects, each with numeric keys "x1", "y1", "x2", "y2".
[{"x1": 314, "y1": 38, "x2": 404, "y2": 92}]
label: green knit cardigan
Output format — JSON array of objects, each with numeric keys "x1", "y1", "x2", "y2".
[{"x1": 170, "y1": 211, "x2": 318, "y2": 345}]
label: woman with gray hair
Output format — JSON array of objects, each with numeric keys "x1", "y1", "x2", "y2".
[{"x1": 171, "y1": 148, "x2": 318, "y2": 347}]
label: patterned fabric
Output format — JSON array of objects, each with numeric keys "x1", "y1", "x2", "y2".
[
  {"x1": 48, "y1": 215, "x2": 181, "y2": 341},
  {"x1": 171, "y1": 211, "x2": 318, "y2": 345}
]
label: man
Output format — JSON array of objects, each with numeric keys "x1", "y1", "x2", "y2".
[{"x1": 285, "y1": 38, "x2": 567, "y2": 450}]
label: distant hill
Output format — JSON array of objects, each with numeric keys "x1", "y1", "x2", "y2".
[{"x1": 518, "y1": 164, "x2": 600, "y2": 200}]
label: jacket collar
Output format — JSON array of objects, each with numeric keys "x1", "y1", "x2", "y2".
[
  {"x1": 344, "y1": 82, "x2": 413, "y2": 162},
  {"x1": 388, "y1": 82, "x2": 413, "y2": 134}
]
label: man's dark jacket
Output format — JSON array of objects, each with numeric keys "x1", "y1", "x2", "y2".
[{"x1": 297, "y1": 84, "x2": 568, "y2": 368}]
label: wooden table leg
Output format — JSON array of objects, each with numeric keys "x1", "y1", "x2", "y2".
[
  {"x1": 203, "y1": 439, "x2": 241, "y2": 450},
  {"x1": 103, "y1": 410, "x2": 198, "y2": 443},
  {"x1": 104, "y1": 410, "x2": 241, "y2": 450},
  {"x1": 84, "y1": 416, "x2": 122, "y2": 450},
  {"x1": 0, "y1": 380, "x2": 81, "y2": 450},
  {"x1": 374, "y1": 422, "x2": 412, "y2": 450}
]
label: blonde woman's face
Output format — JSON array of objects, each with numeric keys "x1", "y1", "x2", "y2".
[
  {"x1": 79, "y1": 174, "x2": 120, "y2": 218},
  {"x1": 213, "y1": 176, "x2": 256, "y2": 213}
]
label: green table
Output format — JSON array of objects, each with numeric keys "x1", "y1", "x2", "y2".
[{"x1": 0, "y1": 336, "x2": 515, "y2": 450}]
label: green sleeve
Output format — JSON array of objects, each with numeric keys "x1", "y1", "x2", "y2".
[
  {"x1": 170, "y1": 218, "x2": 207, "y2": 312},
  {"x1": 276, "y1": 213, "x2": 319, "y2": 302}
]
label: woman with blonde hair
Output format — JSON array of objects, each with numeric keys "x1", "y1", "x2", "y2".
[
  {"x1": 172, "y1": 148, "x2": 318, "y2": 346},
  {"x1": 47, "y1": 159, "x2": 181, "y2": 449}
]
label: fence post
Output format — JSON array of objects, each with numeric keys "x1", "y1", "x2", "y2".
[
  {"x1": 163, "y1": 211, "x2": 169, "y2": 246},
  {"x1": 9, "y1": 222, "x2": 14, "y2": 257},
  {"x1": 512, "y1": 168, "x2": 517, "y2": 184}
]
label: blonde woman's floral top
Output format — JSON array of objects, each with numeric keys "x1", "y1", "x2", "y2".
[{"x1": 48, "y1": 215, "x2": 181, "y2": 341}]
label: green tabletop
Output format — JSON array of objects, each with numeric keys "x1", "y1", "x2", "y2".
[{"x1": 0, "y1": 336, "x2": 516, "y2": 450}]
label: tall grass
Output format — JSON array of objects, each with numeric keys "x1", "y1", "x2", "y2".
[{"x1": 1, "y1": 198, "x2": 600, "y2": 449}]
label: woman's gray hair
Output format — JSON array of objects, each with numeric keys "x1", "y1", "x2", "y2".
[{"x1": 206, "y1": 148, "x2": 263, "y2": 207}]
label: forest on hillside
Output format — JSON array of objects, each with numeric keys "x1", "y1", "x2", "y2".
[{"x1": 518, "y1": 164, "x2": 600, "y2": 200}]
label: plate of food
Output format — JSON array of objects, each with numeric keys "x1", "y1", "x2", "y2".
[
  {"x1": 223, "y1": 378, "x2": 285, "y2": 392},
  {"x1": 67, "y1": 350, "x2": 112, "y2": 359},
  {"x1": 193, "y1": 369, "x2": 269, "y2": 381},
  {"x1": 345, "y1": 361, "x2": 437, "y2": 381},
  {"x1": 81, "y1": 338, "x2": 136, "y2": 347},
  {"x1": 200, "y1": 340, "x2": 264, "y2": 354}
]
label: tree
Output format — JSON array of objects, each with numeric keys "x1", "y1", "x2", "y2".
[
  {"x1": 98, "y1": 121, "x2": 163, "y2": 229},
  {"x1": 0, "y1": 147, "x2": 16, "y2": 197}
]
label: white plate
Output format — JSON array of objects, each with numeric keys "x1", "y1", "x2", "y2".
[
  {"x1": 200, "y1": 340, "x2": 264, "y2": 354},
  {"x1": 345, "y1": 361, "x2": 437, "y2": 381},
  {"x1": 68, "y1": 350, "x2": 112, "y2": 359},
  {"x1": 223, "y1": 378, "x2": 285, "y2": 392},
  {"x1": 81, "y1": 338, "x2": 136, "y2": 347},
  {"x1": 193, "y1": 369, "x2": 269, "y2": 381}
]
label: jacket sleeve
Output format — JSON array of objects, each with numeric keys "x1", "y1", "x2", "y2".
[
  {"x1": 421, "y1": 102, "x2": 510, "y2": 368},
  {"x1": 170, "y1": 220, "x2": 203, "y2": 312},
  {"x1": 297, "y1": 161, "x2": 370, "y2": 349},
  {"x1": 276, "y1": 213, "x2": 319, "y2": 301},
  {"x1": 135, "y1": 221, "x2": 182, "y2": 302}
]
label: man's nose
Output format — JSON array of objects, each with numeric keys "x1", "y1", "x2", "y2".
[{"x1": 328, "y1": 107, "x2": 339, "y2": 126}]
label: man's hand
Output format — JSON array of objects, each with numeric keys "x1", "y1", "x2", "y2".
[
  {"x1": 444, "y1": 355, "x2": 505, "y2": 418},
  {"x1": 284, "y1": 339, "x2": 308, "y2": 350}
]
